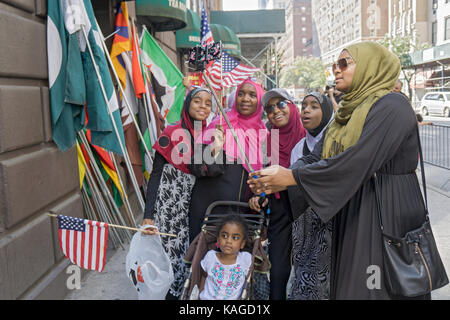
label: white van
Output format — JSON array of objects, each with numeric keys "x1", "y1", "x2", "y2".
[{"x1": 420, "y1": 92, "x2": 450, "y2": 117}]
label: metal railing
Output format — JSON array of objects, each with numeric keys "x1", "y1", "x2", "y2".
[{"x1": 419, "y1": 124, "x2": 450, "y2": 170}]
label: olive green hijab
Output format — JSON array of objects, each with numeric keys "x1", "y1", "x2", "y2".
[{"x1": 321, "y1": 42, "x2": 401, "y2": 159}]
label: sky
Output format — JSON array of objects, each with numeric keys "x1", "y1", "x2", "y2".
[{"x1": 223, "y1": 0, "x2": 259, "y2": 11}]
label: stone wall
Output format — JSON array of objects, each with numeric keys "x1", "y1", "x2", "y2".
[{"x1": 0, "y1": 0, "x2": 82, "y2": 300}]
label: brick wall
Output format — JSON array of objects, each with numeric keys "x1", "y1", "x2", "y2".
[{"x1": 0, "y1": 0, "x2": 83, "y2": 299}]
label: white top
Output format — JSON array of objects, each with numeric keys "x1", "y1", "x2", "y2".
[{"x1": 199, "y1": 250, "x2": 252, "y2": 300}]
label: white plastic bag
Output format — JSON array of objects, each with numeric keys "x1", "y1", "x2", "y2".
[{"x1": 125, "y1": 225, "x2": 174, "y2": 300}]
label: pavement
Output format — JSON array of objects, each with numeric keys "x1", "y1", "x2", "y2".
[{"x1": 65, "y1": 164, "x2": 450, "y2": 301}]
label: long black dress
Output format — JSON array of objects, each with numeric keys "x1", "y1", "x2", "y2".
[
  {"x1": 290, "y1": 93, "x2": 431, "y2": 299},
  {"x1": 188, "y1": 148, "x2": 252, "y2": 242}
]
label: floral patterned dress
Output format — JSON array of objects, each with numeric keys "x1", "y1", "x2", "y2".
[{"x1": 153, "y1": 163, "x2": 196, "y2": 297}]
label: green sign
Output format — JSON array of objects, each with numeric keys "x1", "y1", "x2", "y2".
[{"x1": 136, "y1": 0, "x2": 187, "y2": 31}]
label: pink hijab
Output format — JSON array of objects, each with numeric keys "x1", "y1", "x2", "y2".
[{"x1": 201, "y1": 79, "x2": 267, "y2": 172}]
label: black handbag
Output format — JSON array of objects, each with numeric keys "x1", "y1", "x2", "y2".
[{"x1": 373, "y1": 127, "x2": 449, "y2": 297}]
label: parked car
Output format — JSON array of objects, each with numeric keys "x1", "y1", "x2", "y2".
[{"x1": 420, "y1": 92, "x2": 450, "y2": 117}]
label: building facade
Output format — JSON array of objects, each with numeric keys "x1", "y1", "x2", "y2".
[
  {"x1": 431, "y1": 0, "x2": 450, "y2": 47},
  {"x1": 388, "y1": 0, "x2": 430, "y2": 45},
  {"x1": 279, "y1": 0, "x2": 313, "y2": 65},
  {"x1": 312, "y1": 0, "x2": 389, "y2": 65}
]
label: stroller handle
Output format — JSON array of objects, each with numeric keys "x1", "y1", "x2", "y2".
[{"x1": 205, "y1": 201, "x2": 249, "y2": 216}]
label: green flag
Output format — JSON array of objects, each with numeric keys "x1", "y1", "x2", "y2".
[
  {"x1": 78, "y1": 0, "x2": 125, "y2": 155},
  {"x1": 140, "y1": 29, "x2": 185, "y2": 124},
  {"x1": 47, "y1": 0, "x2": 85, "y2": 151}
]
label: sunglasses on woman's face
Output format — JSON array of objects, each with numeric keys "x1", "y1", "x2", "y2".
[
  {"x1": 332, "y1": 57, "x2": 353, "y2": 73},
  {"x1": 264, "y1": 100, "x2": 288, "y2": 114}
]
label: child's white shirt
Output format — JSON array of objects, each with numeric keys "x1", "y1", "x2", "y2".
[{"x1": 199, "y1": 250, "x2": 252, "y2": 300}]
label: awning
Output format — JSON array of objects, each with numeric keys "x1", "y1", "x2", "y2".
[
  {"x1": 210, "y1": 24, "x2": 241, "y2": 57},
  {"x1": 176, "y1": 9, "x2": 200, "y2": 49},
  {"x1": 136, "y1": 0, "x2": 187, "y2": 32}
]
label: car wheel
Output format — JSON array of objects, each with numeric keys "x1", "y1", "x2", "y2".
[
  {"x1": 422, "y1": 107, "x2": 428, "y2": 116},
  {"x1": 444, "y1": 108, "x2": 450, "y2": 118}
]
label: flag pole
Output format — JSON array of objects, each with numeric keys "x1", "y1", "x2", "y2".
[
  {"x1": 219, "y1": 50, "x2": 223, "y2": 126},
  {"x1": 201, "y1": 70, "x2": 254, "y2": 172},
  {"x1": 108, "y1": 150, "x2": 138, "y2": 228},
  {"x1": 80, "y1": 25, "x2": 146, "y2": 213},
  {"x1": 47, "y1": 214, "x2": 177, "y2": 237},
  {"x1": 131, "y1": 21, "x2": 154, "y2": 141},
  {"x1": 78, "y1": 133, "x2": 132, "y2": 243},
  {"x1": 95, "y1": 19, "x2": 153, "y2": 163},
  {"x1": 77, "y1": 141, "x2": 125, "y2": 246},
  {"x1": 78, "y1": 131, "x2": 134, "y2": 240}
]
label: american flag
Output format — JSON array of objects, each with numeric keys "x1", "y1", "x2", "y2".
[
  {"x1": 204, "y1": 51, "x2": 260, "y2": 90},
  {"x1": 57, "y1": 215, "x2": 109, "y2": 272},
  {"x1": 200, "y1": 6, "x2": 214, "y2": 45}
]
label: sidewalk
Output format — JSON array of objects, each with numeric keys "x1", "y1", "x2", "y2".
[{"x1": 65, "y1": 165, "x2": 450, "y2": 300}]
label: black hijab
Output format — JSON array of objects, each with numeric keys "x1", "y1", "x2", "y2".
[
  {"x1": 301, "y1": 92, "x2": 334, "y2": 156},
  {"x1": 303, "y1": 92, "x2": 334, "y2": 137}
]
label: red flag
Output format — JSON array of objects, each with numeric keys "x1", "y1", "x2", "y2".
[
  {"x1": 131, "y1": 24, "x2": 146, "y2": 98},
  {"x1": 86, "y1": 130, "x2": 115, "y2": 171}
]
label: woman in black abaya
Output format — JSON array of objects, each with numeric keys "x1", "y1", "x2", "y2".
[{"x1": 248, "y1": 42, "x2": 432, "y2": 300}]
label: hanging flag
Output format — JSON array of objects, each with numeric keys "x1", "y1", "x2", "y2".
[
  {"x1": 77, "y1": 0, "x2": 125, "y2": 155},
  {"x1": 131, "y1": 23, "x2": 146, "y2": 98},
  {"x1": 205, "y1": 51, "x2": 260, "y2": 90},
  {"x1": 140, "y1": 29, "x2": 184, "y2": 125},
  {"x1": 200, "y1": 6, "x2": 214, "y2": 46},
  {"x1": 47, "y1": 0, "x2": 86, "y2": 151},
  {"x1": 77, "y1": 142, "x2": 87, "y2": 189},
  {"x1": 57, "y1": 214, "x2": 109, "y2": 272},
  {"x1": 110, "y1": 1, "x2": 132, "y2": 89},
  {"x1": 111, "y1": 5, "x2": 145, "y2": 186}
]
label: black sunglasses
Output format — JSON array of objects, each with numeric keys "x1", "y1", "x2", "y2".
[
  {"x1": 264, "y1": 100, "x2": 288, "y2": 114},
  {"x1": 332, "y1": 57, "x2": 353, "y2": 73}
]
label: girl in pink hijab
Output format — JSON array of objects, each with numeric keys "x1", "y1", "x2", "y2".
[{"x1": 188, "y1": 78, "x2": 268, "y2": 242}]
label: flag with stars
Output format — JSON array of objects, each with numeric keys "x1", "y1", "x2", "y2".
[
  {"x1": 200, "y1": 6, "x2": 214, "y2": 45},
  {"x1": 204, "y1": 51, "x2": 260, "y2": 90},
  {"x1": 57, "y1": 215, "x2": 109, "y2": 272}
]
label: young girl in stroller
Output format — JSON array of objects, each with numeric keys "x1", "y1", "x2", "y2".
[{"x1": 199, "y1": 214, "x2": 252, "y2": 300}]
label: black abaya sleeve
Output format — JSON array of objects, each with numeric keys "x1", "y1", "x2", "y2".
[
  {"x1": 143, "y1": 152, "x2": 167, "y2": 220},
  {"x1": 188, "y1": 144, "x2": 225, "y2": 178},
  {"x1": 287, "y1": 135, "x2": 325, "y2": 219},
  {"x1": 292, "y1": 93, "x2": 417, "y2": 223}
]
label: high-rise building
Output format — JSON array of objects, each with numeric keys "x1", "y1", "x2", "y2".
[
  {"x1": 311, "y1": 0, "x2": 389, "y2": 65},
  {"x1": 388, "y1": 0, "x2": 430, "y2": 45},
  {"x1": 430, "y1": 0, "x2": 450, "y2": 47},
  {"x1": 279, "y1": 0, "x2": 313, "y2": 65}
]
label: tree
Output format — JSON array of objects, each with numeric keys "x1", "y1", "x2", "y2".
[
  {"x1": 378, "y1": 34, "x2": 430, "y2": 101},
  {"x1": 279, "y1": 56, "x2": 327, "y2": 92}
]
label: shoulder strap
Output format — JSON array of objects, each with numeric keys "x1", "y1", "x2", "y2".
[
  {"x1": 373, "y1": 125, "x2": 429, "y2": 233},
  {"x1": 416, "y1": 125, "x2": 428, "y2": 211}
]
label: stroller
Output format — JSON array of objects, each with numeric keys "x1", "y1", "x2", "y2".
[{"x1": 180, "y1": 201, "x2": 271, "y2": 300}]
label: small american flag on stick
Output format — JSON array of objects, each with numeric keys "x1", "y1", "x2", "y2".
[{"x1": 57, "y1": 215, "x2": 109, "y2": 272}]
